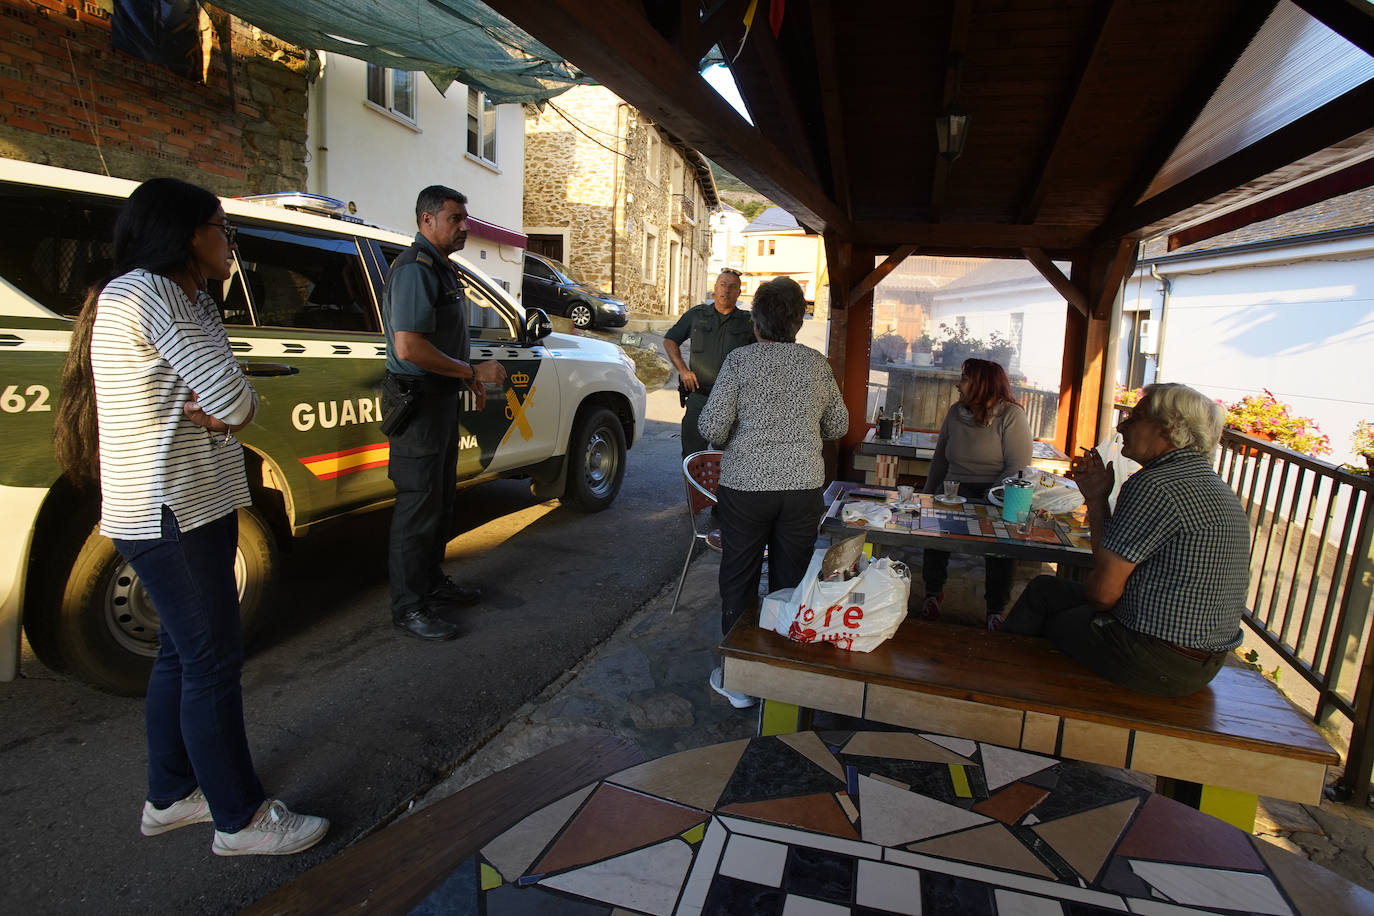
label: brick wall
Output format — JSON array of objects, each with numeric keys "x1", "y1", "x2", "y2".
[{"x1": 0, "y1": 0, "x2": 309, "y2": 194}]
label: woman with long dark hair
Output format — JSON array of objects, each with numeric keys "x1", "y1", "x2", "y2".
[
  {"x1": 54, "y1": 178, "x2": 327, "y2": 857},
  {"x1": 921, "y1": 357, "x2": 1033, "y2": 630}
]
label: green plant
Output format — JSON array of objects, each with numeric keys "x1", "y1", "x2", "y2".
[
  {"x1": 913, "y1": 333, "x2": 935, "y2": 352},
  {"x1": 1346, "y1": 419, "x2": 1374, "y2": 475},
  {"x1": 1223, "y1": 389, "x2": 1331, "y2": 457}
]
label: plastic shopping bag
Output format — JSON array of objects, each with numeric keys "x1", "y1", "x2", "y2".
[
  {"x1": 762, "y1": 542, "x2": 910, "y2": 652},
  {"x1": 1092, "y1": 430, "x2": 1140, "y2": 511}
]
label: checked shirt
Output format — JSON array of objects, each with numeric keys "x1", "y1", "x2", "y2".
[{"x1": 1103, "y1": 447, "x2": 1251, "y2": 651}]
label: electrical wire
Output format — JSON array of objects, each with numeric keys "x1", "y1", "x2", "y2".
[
  {"x1": 64, "y1": 38, "x2": 110, "y2": 177},
  {"x1": 545, "y1": 101, "x2": 634, "y2": 159}
]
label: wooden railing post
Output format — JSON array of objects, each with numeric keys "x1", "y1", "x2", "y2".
[{"x1": 1331, "y1": 497, "x2": 1374, "y2": 801}]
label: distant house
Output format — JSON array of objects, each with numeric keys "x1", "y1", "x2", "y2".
[
  {"x1": 709, "y1": 203, "x2": 749, "y2": 277},
  {"x1": 306, "y1": 54, "x2": 527, "y2": 295},
  {"x1": 523, "y1": 85, "x2": 718, "y2": 316},
  {"x1": 741, "y1": 206, "x2": 825, "y2": 306},
  {"x1": 912, "y1": 187, "x2": 1374, "y2": 464}
]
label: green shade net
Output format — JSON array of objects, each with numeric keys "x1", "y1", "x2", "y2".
[{"x1": 209, "y1": 0, "x2": 592, "y2": 102}]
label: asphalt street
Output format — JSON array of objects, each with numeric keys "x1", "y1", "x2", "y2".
[{"x1": 0, "y1": 384, "x2": 690, "y2": 915}]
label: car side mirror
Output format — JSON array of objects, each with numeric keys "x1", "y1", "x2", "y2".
[{"x1": 524, "y1": 307, "x2": 553, "y2": 344}]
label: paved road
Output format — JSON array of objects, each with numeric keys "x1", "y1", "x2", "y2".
[{"x1": 0, "y1": 387, "x2": 690, "y2": 915}]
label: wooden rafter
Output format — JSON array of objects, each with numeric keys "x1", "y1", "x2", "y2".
[
  {"x1": 1088, "y1": 239, "x2": 1138, "y2": 321},
  {"x1": 719, "y1": 8, "x2": 820, "y2": 182},
  {"x1": 847, "y1": 245, "x2": 918, "y2": 308},
  {"x1": 1016, "y1": 0, "x2": 1121, "y2": 224},
  {"x1": 1022, "y1": 248, "x2": 1088, "y2": 317},
  {"x1": 484, "y1": 0, "x2": 853, "y2": 238},
  {"x1": 853, "y1": 221, "x2": 1090, "y2": 251},
  {"x1": 810, "y1": 0, "x2": 851, "y2": 218},
  {"x1": 1099, "y1": 79, "x2": 1374, "y2": 242}
]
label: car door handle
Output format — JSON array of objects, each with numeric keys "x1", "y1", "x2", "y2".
[{"x1": 240, "y1": 362, "x2": 299, "y2": 377}]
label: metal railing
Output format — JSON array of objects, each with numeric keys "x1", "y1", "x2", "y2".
[
  {"x1": 1214, "y1": 429, "x2": 1374, "y2": 802},
  {"x1": 672, "y1": 194, "x2": 695, "y2": 227}
]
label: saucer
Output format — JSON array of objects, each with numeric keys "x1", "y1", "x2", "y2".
[{"x1": 934, "y1": 495, "x2": 967, "y2": 506}]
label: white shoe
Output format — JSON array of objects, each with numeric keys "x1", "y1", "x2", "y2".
[
  {"x1": 709, "y1": 666, "x2": 757, "y2": 709},
  {"x1": 141, "y1": 788, "x2": 212, "y2": 836},
  {"x1": 212, "y1": 799, "x2": 329, "y2": 857}
]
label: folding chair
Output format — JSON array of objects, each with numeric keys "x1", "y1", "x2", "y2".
[{"x1": 670, "y1": 450, "x2": 723, "y2": 614}]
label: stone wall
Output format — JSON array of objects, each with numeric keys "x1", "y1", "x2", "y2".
[
  {"x1": 524, "y1": 84, "x2": 712, "y2": 316},
  {"x1": 0, "y1": 0, "x2": 309, "y2": 194}
]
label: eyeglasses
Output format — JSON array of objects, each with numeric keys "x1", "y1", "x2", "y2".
[{"x1": 204, "y1": 221, "x2": 238, "y2": 244}]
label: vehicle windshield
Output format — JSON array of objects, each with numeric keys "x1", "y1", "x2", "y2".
[{"x1": 541, "y1": 256, "x2": 578, "y2": 284}]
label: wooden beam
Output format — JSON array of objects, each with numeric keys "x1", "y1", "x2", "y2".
[
  {"x1": 486, "y1": 0, "x2": 853, "y2": 239},
  {"x1": 1167, "y1": 158, "x2": 1374, "y2": 251},
  {"x1": 1016, "y1": 0, "x2": 1122, "y2": 224},
  {"x1": 848, "y1": 245, "x2": 918, "y2": 308},
  {"x1": 853, "y1": 221, "x2": 1091, "y2": 251},
  {"x1": 1022, "y1": 247, "x2": 1088, "y2": 317},
  {"x1": 810, "y1": 0, "x2": 850, "y2": 218},
  {"x1": 681, "y1": 0, "x2": 753, "y2": 66},
  {"x1": 1107, "y1": 1, "x2": 1279, "y2": 226},
  {"x1": 1056, "y1": 254, "x2": 1112, "y2": 456},
  {"x1": 1099, "y1": 79, "x2": 1374, "y2": 242},
  {"x1": 719, "y1": 7, "x2": 820, "y2": 182},
  {"x1": 1290, "y1": 0, "x2": 1374, "y2": 57},
  {"x1": 1088, "y1": 240, "x2": 1138, "y2": 321}
]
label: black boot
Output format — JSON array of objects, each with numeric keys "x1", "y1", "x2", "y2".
[{"x1": 392, "y1": 609, "x2": 461, "y2": 640}]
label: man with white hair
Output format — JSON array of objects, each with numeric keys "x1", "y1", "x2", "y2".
[{"x1": 1001, "y1": 383, "x2": 1251, "y2": 696}]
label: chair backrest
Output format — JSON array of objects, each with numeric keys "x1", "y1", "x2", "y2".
[{"x1": 683, "y1": 450, "x2": 723, "y2": 515}]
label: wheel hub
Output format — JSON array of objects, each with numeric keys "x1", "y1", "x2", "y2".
[{"x1": 103, "y1": 548, "x2": 249, "y2": 657}]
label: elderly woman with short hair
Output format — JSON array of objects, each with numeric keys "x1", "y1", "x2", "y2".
[
  {"x1": 1001, "y1": 382, "x2": 1251, "y2": 697},
  {"x1": 698, "y1": 277, "x2": 848, "y2": 707}
]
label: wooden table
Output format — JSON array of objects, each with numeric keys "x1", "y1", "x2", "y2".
[
  {"x1": 855, "y1": 427, "x2": 1071, "y2": 486},
  {"x1": 249, "y1": 730, "x2": 1370, "y2": 914},
  {"x1": 820, "y1": 480, "x2": 1094, "y2": 569}
]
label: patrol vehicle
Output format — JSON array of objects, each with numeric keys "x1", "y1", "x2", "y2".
[{"x1": 0, "y1": 159, "x2": 646, "y2": 695}]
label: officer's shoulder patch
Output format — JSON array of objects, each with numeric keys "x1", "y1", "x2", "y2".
[{"x1": 415, "y1": 251, "x2": 434, "y2": 267}]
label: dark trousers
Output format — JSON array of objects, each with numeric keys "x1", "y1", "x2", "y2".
[
  {"x1": 681, "y1": 392, "x2": 710, "y2": 457},
  {"x1": 387, "y1": 387, "x2": 461, "y2": 618},
  {"x1": 922, "y1": 480, "x2": 1013, "y2": 614},
  {"x1": 1001, "y1": 575, "x2": 1227, "y2": 697},
  {"x1": 113, "y1": 507, "x2": 266, "y2": 833},
  {"x1": 717, "y1": 485, "x2": 825, "y2": 636}
]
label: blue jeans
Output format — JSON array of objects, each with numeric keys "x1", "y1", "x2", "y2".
[{"x1": 113, "y1": 507, "x2": 266, "y2": 832}]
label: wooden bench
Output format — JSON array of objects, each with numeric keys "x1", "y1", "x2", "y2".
[{"x1": 720, "y1": 615, "x2": 1339, "y2": 832}]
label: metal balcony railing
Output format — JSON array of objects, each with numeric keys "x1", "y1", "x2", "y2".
[{"x1": 672, "y1": 193, "x2": 695, "y2": 228}]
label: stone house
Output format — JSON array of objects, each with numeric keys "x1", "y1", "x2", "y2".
[
  {"x1": 0, "y1": 0, "x2": 309, "y2": 195},
  {"x1": 523, "y1": 84, "x2": 717, "y2": 316}
]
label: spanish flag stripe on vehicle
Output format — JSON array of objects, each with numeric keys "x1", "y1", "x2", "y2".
[{"x1": 300, "y1": 444, "x2": 390, "y2": 479}]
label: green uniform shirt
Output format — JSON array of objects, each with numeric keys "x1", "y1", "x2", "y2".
[
  {"x1": 382, "y1": 233, "x2": 470, "y2": 378},
  {"x1": 663, "y1": 302, "x2": 754, "y2": 394}
]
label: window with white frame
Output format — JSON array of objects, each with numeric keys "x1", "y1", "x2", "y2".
[
  {"x1": 467, "y1": 88, "x2": 498, "y2": 166},
  {"x1": 646, "y1": 130, "x2": 662, "y2": 184},
  {"x1": 366, "y1": 64, "x2": 416, "y2": 122},
  {"x1": 643, "y1": 227, "x2": 659, "y2": 283}
]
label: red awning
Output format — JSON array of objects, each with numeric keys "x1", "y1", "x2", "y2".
[{"x1": 468, "y1": 216, "x2": 526, "y2": 249}]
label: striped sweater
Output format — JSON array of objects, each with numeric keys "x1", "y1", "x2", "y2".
[{"x1": 91, "y1": 269, "x2": 257, "y2": 539}]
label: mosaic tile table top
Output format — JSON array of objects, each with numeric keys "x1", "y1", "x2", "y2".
[{"x1": 409, "y1": 730, "x2": 1373, "y2": 916}]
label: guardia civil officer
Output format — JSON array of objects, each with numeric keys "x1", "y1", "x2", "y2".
[
  {"x1": 663, "y1": 268, "x2": 754, "y2": 456},
  {"x1": 381, "y1": 186, "x2": 506, "y2": 640}
]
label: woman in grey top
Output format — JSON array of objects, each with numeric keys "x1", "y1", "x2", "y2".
[
  {"x1": 921, "y1": 358, "x2": 1033, "y2": 630},
  {"x1": 698, "y1": 277, "x2": 848, "y2": 707}
]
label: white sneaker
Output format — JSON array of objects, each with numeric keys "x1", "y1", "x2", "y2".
[
  {"x1": 212, "y1": 799, "x2": 329, "y2": 857},
  {"x1": 141, "y1": 788, "x2": 212, "y2": 836},
  {"x1": 709, "y1": 666, "x2": 757, "y2": 709}
]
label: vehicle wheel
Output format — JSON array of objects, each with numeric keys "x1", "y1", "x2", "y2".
[
  {"x1": 29, "y1": 507, "x2": 277, "y2": 696},
  {"x1": 562, "y1": 406, "x2": 627, "y2": 512},
  {"x1": 568, "y1": 301, "x2": 594, "y2": 329}
]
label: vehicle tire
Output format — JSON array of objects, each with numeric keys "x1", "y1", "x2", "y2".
[
  {"x1": 568, "y1": 301, "x2": 594, "y2": 329},
  {"x1": 29, "y1": 507, "x2": 278, "y2": 696},
  {"x1": 562, "y1": 406, "x2": 627, "y2": 512}
]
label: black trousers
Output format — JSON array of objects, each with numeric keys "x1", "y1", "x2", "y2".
[
  {"x1": 681, "y1": 391, "x2": 710, "y2": 457},
  {"x1": 921, "y1": 480, "x2": 1013, "y2": 614},
  {"x1": 386, "y1": 386, "x2": 461, "y2": 618},
  {"x1": 1001, "y1": 576, "x2": 1227, "y2": 697},
  {"x1": 717, "y1": 485, "x2": 825, "y2": 636}
]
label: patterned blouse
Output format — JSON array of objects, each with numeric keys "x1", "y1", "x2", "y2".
[{"x1": 698, "y1": 341, "x2": 848, "y2": 491}]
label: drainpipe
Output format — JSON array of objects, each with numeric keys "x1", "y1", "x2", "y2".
[
  {"x1": 309, "y1": 52, "x2": 327, "y2": 196},
  {"x1": 1150, "y1": 263, "x2": 1172, "y2": 382}
]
